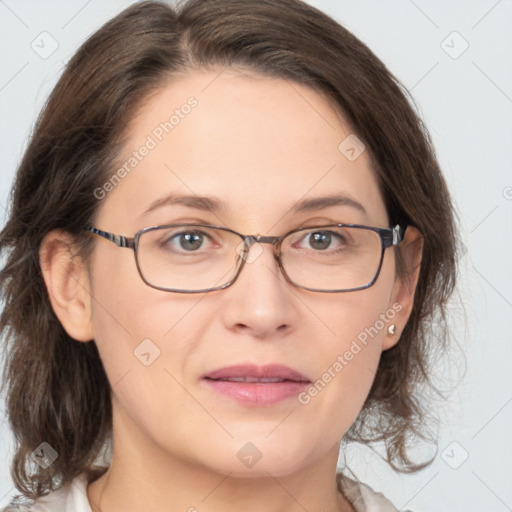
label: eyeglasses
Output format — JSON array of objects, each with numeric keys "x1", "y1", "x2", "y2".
[{"x1": 83, "y1": 223, "x2": 404, "y2": 293}]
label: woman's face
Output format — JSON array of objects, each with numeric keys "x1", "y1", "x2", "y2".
[{"x1": 85, "y1": 69, "x2": 408, "y2": 477}]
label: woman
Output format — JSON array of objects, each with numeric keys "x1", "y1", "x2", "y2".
[{"x1": 0, "y1": 0, "x2": 457, "y2": 510}]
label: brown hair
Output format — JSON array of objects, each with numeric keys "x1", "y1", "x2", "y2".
[{"x1": 0, "y1": 0, "x2": 458, "y2": 500}]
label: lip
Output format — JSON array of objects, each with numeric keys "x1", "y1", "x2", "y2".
[{"x1": 202, "y1": 364, "x2": 311, "y2": 407}]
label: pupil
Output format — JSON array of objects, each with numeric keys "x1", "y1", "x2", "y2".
[
  {"x1": 310, "y1": 232, "x2": 330, "y2": 250},
  {"x1": 180, "y1": 233, "x2": 203, "y2": 251}
]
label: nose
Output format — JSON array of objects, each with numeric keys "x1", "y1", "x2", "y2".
[{"x1": 218, "y1": 240, "x2": 299, "y2": 339}]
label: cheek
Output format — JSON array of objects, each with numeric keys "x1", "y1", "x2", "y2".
[
  {"x1": 88, "y1": 247, "x2": 199, "y2": 384},
  {"x1": 88, "y1": 258, "x2": 205, "y2": 451},
  {"x1": 299, "y1": 274, "x2": 396, "y2": 424}
]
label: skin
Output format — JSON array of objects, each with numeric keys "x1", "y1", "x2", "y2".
[{"x1": 40, "y1": 68, "x2": 422, "y2": 512}]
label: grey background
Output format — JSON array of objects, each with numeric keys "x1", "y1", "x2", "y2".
[{"x1": 1, "y1": 0, "x2": 511, "y2": 510}]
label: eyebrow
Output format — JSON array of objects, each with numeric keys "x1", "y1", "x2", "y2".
[
  {"x1": 291, "y1": 195, "x2": 367, "y2": 216},
  {"x1": 141, "y1": 193, "x2": 367, "y2": 217},
  {"x1": 141, "y1": 194, "x2": 225, "y2": 217}
]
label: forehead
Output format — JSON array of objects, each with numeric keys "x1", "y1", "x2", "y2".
[{"x1": 97, "y1": 68, "x2": 388, "y2": 231}]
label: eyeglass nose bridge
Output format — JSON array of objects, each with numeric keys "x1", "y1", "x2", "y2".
[
  {"x1": 244, "y1": 233, "x2": 282, "y2": 247},
  {"x1": 253, "y1": 234, "x2": 281, "y2": 244},
  {"x1": 239, "y1": 234, "x2": 283, "y2": 264}
]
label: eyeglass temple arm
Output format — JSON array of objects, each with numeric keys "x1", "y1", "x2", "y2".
[
  {"x1": 83, "y1": 226, "x2": 135, "y2": 249},
  {"x1": 381, "y1": 224, "x2": 405, "y2": 248}
]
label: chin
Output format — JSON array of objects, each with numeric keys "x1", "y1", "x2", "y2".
[{"x1": 198, "y1": 437, "x2": 316, "y2": 479}]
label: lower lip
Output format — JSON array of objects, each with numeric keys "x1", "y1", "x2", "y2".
[{"x1": 203, "y1": 379, "x2": 310, "y2": 406}]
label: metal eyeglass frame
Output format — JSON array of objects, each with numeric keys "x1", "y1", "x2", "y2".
[{"x1": 83, "y1": 223, "x2": 404, "y2": 293}]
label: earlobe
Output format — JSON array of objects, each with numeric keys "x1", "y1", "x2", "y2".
[
  {"x1": 39, "y1": 230, "x2": 94, "y2": 342},
  {"x1": 382, "y1": 225, "x2": 423, "y2": 350}
]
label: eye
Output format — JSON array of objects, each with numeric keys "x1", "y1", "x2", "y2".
[
  {"x1": 294, "y1": 229, "x2": 349, "y2": 252},
  {"x1": 307, "y1": 231, "x2": 338, "y2": 251},
  {"x1": 159, "y1": 229, "x2": 217, "y2": 253}
]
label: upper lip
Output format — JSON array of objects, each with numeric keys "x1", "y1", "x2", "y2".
[{"x1": 203, "y1": 364, "x2": 310, "y2": 383}]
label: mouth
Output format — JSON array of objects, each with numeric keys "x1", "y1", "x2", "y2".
[
  {"x1": 202, "y1": 364, "x2": 311, "y2": 406},
  {"x1": 207, "y1": 376, "x2": 297, "y2": 383}
]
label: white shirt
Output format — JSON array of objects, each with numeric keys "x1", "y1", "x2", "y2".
[{"x1": 1, "y1": 472, "x2": 410, "y2": 511}]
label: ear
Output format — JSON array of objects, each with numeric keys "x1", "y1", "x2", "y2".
[
  {"x1": 382, "y1": 225, "x2": 423, "y2": 350},
  {"x1": 39, "y1": 230, "x2": 94, "y2": 342}
]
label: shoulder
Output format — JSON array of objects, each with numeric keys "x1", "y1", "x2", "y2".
[
  {"x1": 0, "y1": 505, "x2": 33, "y2": 512},
  {"x1": 337, "y1": 472, "x2": 416, "y2": 512},
  {"x1": 1, "y1": 473, "x2": 92, "y2": 512}
]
